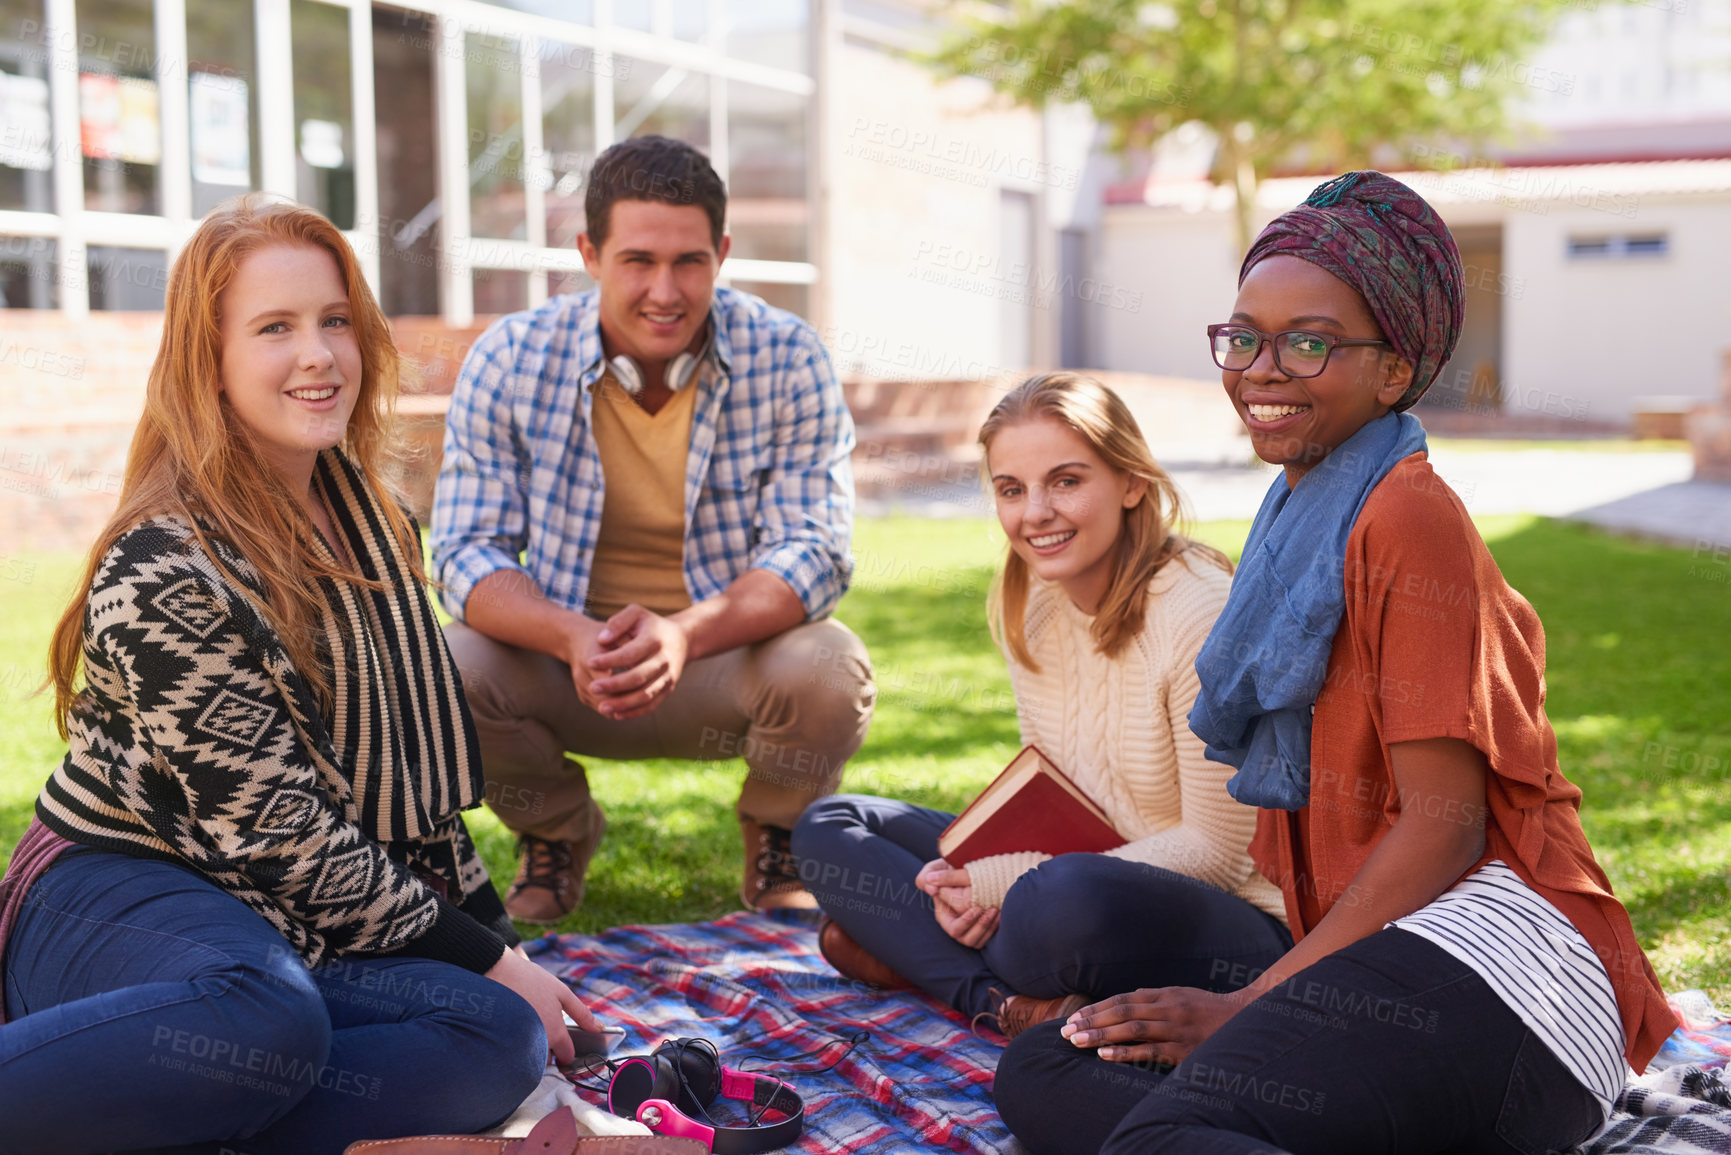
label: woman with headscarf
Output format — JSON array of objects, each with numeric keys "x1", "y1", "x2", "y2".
[{"x1": 991, "y1": 171, "x2": 1674, "y2": 1155}]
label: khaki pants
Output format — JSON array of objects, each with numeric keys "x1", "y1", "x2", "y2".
[{"x1": 444, "y1": 619, "x2": 876, "y2": 857}]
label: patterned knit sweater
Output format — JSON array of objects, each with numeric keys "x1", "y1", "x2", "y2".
[
  {"x1": 34, "y1": 451, "x2": 514, "y2": 973},
  {"x1": 967, "y1": 551, "x2": 1287, "y2": 921}
]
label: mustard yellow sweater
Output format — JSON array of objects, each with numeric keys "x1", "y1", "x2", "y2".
[{"x1": 968, "y1": 551, "x2": 1287, "y2": 923}]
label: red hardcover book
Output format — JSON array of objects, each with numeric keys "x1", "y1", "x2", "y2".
[{"x1": 938, "y1": 745, "x2": 1125, "y2": 866}]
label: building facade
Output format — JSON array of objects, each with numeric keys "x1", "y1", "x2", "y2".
[{"x1": 0, "y1": 0, "x2": 819, "y2": 321}]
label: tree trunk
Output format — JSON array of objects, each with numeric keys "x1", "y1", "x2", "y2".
[
  {"x1": 1232, "y1": 150, "x2": 1257, "y2": 257},
  {"x1": 1220, "y1": 132, "x2": 1259, "y2": 257}
]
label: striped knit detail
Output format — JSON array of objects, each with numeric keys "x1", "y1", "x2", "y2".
[
  {"x1": 971, "y1": 552, "x2": 1284, "y2": 920},
  {"x1": 315, "y1": 452, "x2": 483, "y2": 841},
  {"x1": 36, "y1": 449, "x2": 493, "y2": 968},
  {"x1": 1394, "y1": 860, "x2": 1626, "y2": 1116}
]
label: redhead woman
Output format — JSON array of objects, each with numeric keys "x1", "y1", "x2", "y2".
[
  {"x1": 0, "y1": 195, "x2": 598, "y2": 1155},
  {"x1": 793, "y1": 373, "x2": 1291, "y2": 1039}
]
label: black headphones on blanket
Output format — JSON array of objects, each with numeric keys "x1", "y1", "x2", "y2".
[{"x1": 607, "y1": 1037, "x2": 802, "y2": 1153}]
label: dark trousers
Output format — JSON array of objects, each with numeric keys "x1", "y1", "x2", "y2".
[
  {"x1": 0, "y1": 849, "x2": 545, "y2": 1155},
  {"x1": 791, "y1": 794, "x2": 1293, "y2": 1020},
  {"x1": 995, "y1": 927, "x2": 1606, "y2": 1155}
]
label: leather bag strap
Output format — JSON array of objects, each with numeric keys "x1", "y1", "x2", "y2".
[{"x1": 342, "y1": 1108, "x2": 707, "y2": 1155}]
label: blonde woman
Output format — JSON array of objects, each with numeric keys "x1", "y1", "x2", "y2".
[
  {"x1": 792, "y1": 373, "x2": 1289, "y2": 1038},
  {"x1": 0, "y1": 196, "x2": 597, "y2": 1154}
]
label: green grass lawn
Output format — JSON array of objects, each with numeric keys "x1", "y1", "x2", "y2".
[
  {"x1": 3, "y1": 515, "x2": 1729, "y2": 1002},
  {"x1": 1426, "y1": 438, "x2": 1692, "y2": 455}
]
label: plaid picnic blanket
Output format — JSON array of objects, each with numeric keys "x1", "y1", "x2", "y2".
[
  {"x1": 529, "y1": 912, "x2": 1731, "y2": 1155},
  {"x1": 526, "y1": 910, "x2": 1020, "y2": 1155},
  {"x1": 1584, "y1": 1065, "x2": 1731, "y2": 1154}
]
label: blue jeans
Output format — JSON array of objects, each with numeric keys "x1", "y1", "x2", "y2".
[
  {"x1": 0, "y1": 848, "x2": 546, "y2": 1155},
  {"x1": 792, "y1": 795, "x2": 1293, "y2": 1020},
  {"x1": 994, "y1": 927, "x2": 1606, "y2": 1155}
]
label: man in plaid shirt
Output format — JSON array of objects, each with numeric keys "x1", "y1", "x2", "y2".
[{"x1": 432, "y1": 137, "x2": 876, "y2": 923}]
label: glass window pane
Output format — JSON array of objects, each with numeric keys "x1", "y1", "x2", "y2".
[
  {"x1": 727, "y1": 81, "x2": 806, "y2": 263},
  {"x1": 486, "y1": 0, "x2": 593, "y2": 23},
  {"x1": 373, "y1": 6, "x2": 439, "y2": 316},
  {"x1": 539, "y1": 39, "x2": 594, "y2": 250},
  {"x1": 548, "y1": 267, "x2": 592, "y2": 297},
  {"x1": 614, "y1": 56, "x2": 708, "y2": 149},
  {"x1": 672, "y1": 0, "x2": 707, "y2": 41},
  {"x1": 87, "y1": 244, "x2": 167, "y2": 310},
  {"x1": 488, "y1": 0, "x2": 595, "y2": 23},
  {"x1": 0, "y1": 1, "x2": 55, "y2": 213},
  {"x1": 612, "y1": 3, "x2": 650, "y2": 32},
  {"x1": 728, "y1": 278, "x2": 806, "y2": 320},
  {"x1": 725, "y1": 0, "x2": 808, "y2": 74},
  {"x1": 77, "y1": 0, "x2": 162, "y2": 215},
  {"x1": 292, "y1": 0, "x2": 354, "y2": 229},
  {"x1": 0, "y1": 234, "x2": 56, "y2": 307},
  {"x1": 186, "y1": 0, "x2": 260, "y2": 216},
  {"x1": 467, "y1": 32, "x2": 526, "y2": 241},
  {"x1": 472, "y1": 266, "x2": 526, "y2": 314}
]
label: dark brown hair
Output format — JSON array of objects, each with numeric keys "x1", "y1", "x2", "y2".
[{"x1": 584, "y1": 135, "x2": 727, "y2": 251}]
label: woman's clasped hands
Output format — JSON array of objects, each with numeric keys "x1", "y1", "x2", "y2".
[{"x1": 915, "y1": 858, "x2": 1000, "y2": 949}]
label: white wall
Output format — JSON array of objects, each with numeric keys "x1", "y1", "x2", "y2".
[
  {"x1": 1503, "y1": 197, "x2": 1731, "y2": 423},
  {"x1": 1099, "y1": 190, "x2": 1731, "y2": 427},
  {"x1": 824, "y1": 38, "x2": 1076, "y2": 382},
  {"x1": 1095, "y1": 205, "x2": 1243, "y2": 381}
]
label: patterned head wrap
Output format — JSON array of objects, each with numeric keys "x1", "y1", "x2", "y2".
[{"x1": 1240, "y1": 171, "x2": 1465, "y2": 412}]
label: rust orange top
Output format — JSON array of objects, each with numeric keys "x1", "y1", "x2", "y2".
[{"x1": 1249, "y1": 453, "x2": 1676, "y2": 1072}]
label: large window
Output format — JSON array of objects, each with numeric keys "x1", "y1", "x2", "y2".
[
  {"x1": 87, "y1": 244, "x2": 167, "y2": 310},
  {"x1": 473, "y1": 265, "x2": 526, "y2": 313},
  {"x1": 728, "y1": 80, "x2": 806, "y2": 263},
  {"x1": 725, "y1": 0, "x2": 809, "y2": 75},
  {"x1": 4, "y1": 0, "x2": 819, "y2": 320},
  {"x1": 489, "y1": 0, "x2": 592, "y2": 25},
  {"x1": 373, "y1": 5, "x2": 439, "y2": 317},
  {"x1": 186, "y1": 0, "x2": 260, "y2": 217},
  {"x1": 539, "y1": 38, "x2": 595, "y2": 249},
  {"x1": 78, "y1": 0, "x2": 161, "y2": 215},
  {"x1": 467, "y1": 31, "x2": 526, "y2": 241},
  {"x1": 292, "y1": 0, "x2": 355, "y2": 229},
  {"x1": 0, "y1": 235, "x2": 56, "y2": 307},
  {"x1": 614, "y1": 55, "x2": 709, "y2": 148},
  {"x1": 0, "y1": 0, "x2": 54, "y2": 213}
]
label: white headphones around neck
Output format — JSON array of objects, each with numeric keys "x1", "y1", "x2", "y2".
[
  {"x1": 608, "y1": 322, "x2": 717, "y2": 397},
  {"x1": 609, "y1": 350, "x2": 702, "y2": 397}
]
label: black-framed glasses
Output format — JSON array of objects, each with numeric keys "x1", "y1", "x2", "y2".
[{"x1": 1206, "y1": 323, "x2": 1390, "y2": 378}]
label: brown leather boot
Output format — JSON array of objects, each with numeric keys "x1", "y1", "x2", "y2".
[
  {"x1": 818, "y1": 916, "x2": 912, "y2": 989},
  {"x1": 504, "y1": 804, "x2": 606, "y2": 924},
  {"x1": 739, "y1": 817, "x2": 818, "y2": 911},
  {"x1": 977, "y1": 990, "x2": 1090, "y2": 1040}
]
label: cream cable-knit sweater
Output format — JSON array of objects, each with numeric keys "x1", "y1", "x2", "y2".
[{"x1": 966, "y1": 551, "x2": 1287, "y2": 922}]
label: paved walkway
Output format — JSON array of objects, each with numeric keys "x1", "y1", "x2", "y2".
[{"x1": 858, "y1": 444, "x2": 1731, "y2": 550}]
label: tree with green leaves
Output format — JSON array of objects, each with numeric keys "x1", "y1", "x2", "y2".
[{"x1": 928, "y1": 0, "x2": 1584, "y2": 252}]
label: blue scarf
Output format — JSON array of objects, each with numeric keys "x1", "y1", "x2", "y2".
[{"x1": 1188, "y1": 411, "x2": 1428, "y2": 809}]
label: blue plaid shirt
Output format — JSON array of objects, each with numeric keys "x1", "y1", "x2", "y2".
[{"x1": 432, "y1": 287, "x2": 855, "y2": 623}]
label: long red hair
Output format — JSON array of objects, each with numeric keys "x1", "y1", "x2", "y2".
[{"x1": 49, "y1": 194, "x2": 418, "y2": 735}]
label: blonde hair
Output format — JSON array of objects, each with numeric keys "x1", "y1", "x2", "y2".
[
  {"x1": 981, "y1": 373, "x2": 1231, "y2": 671},
  {"x1": 49, "y1": 194, "x2": 417, "y2": 735}
]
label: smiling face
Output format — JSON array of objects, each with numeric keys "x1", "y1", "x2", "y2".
[
  {"x1": 988, "y1": 416, "x2": 1147, "y2": 614},
  {"x1": 217, "y1": 243, "x2": 362, "y2": 487},
  {"x1": 579, "y1": 199, "x2": 729, "y2": 385},
  {"x1": 1224, "y1": 255, "x2": 1413, "y2": 486}
]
